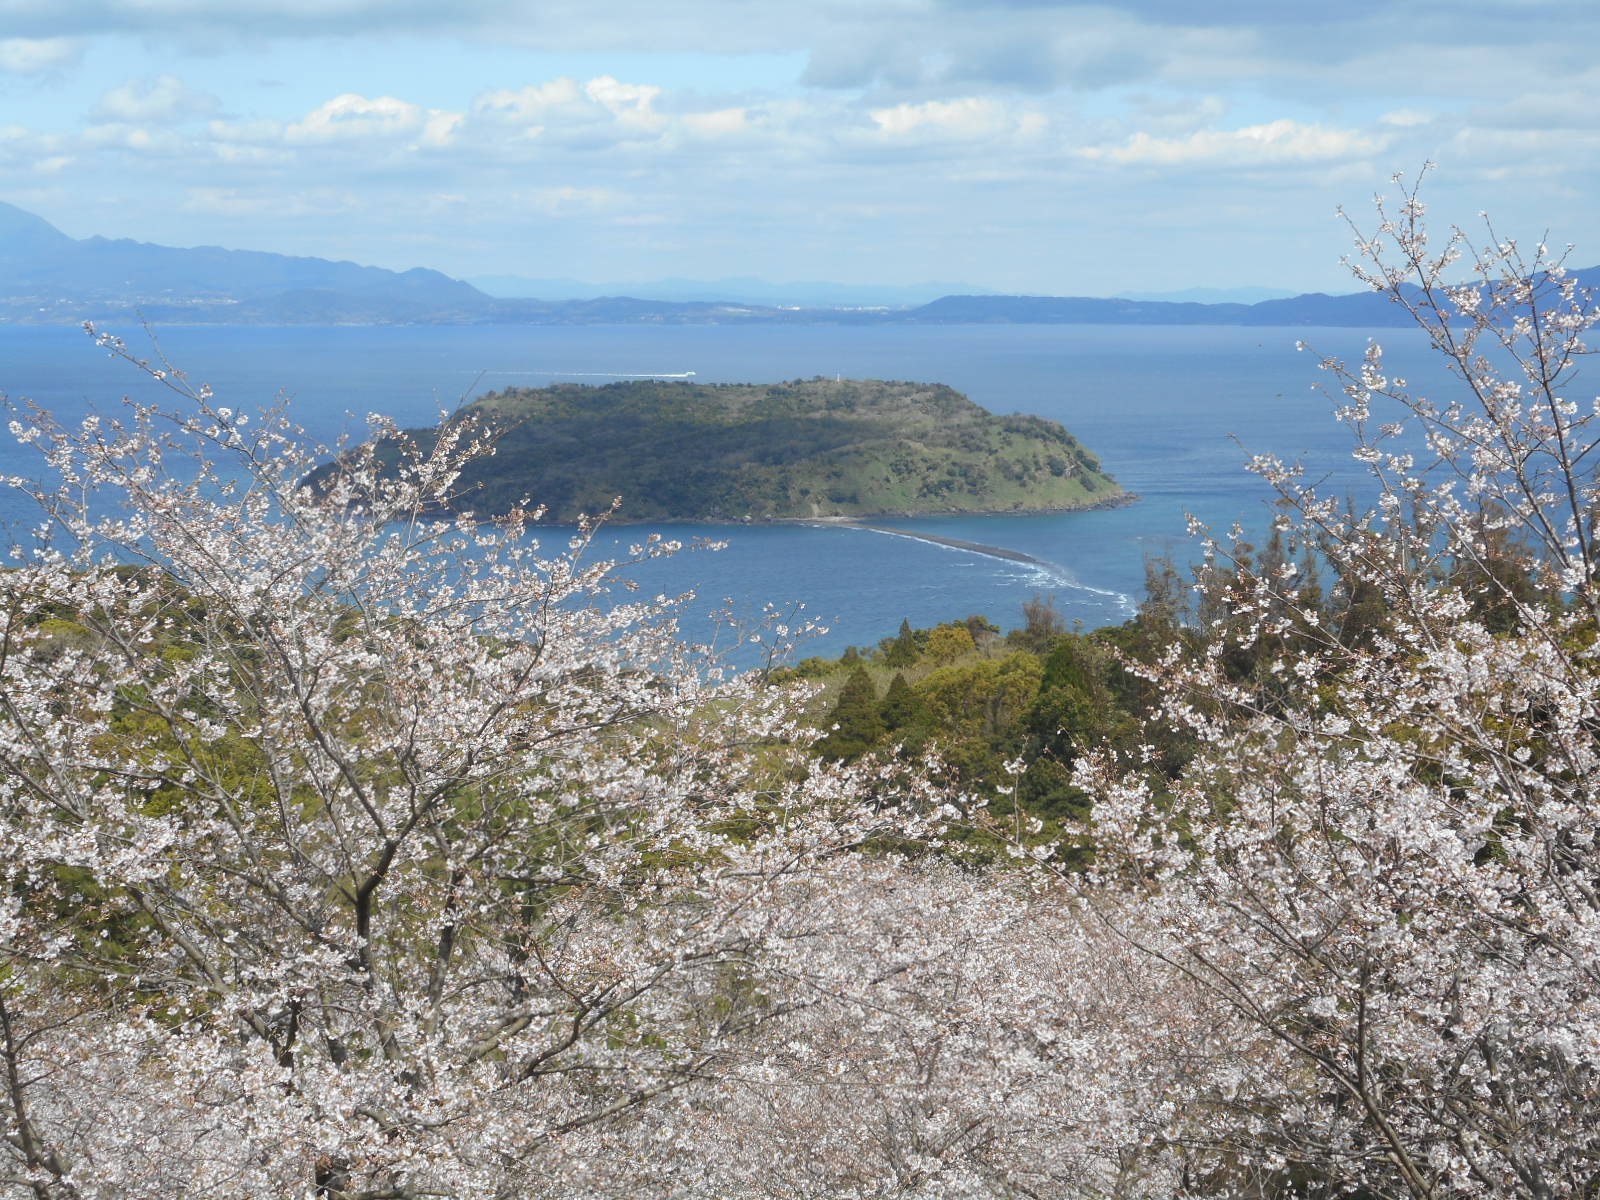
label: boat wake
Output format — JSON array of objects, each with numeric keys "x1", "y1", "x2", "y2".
[{"x1": 832, "y1": 522, "x2": 1137, "y2": 616}]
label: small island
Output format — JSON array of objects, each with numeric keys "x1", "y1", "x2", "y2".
[{"x1": 359, "y1": 377, "x2": 1124, "y2": 523}]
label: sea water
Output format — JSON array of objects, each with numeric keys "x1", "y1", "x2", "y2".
[{"x1": 0, "y1": 321, "x2": 1446, "y2": 657}]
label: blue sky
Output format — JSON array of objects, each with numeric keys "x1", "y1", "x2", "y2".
[{"x1": 2, "y1": 0, "x2": 1597, "y2": 294}]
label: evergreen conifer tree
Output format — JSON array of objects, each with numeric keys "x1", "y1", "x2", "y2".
[
  {"x1": 879, "y1": 671, "x2": 923, "y2": 733},
  {"x1": 882, "y1": 618, "x2": 919, "y2": 667},
  {"x1": 816, "y1": 666, "x2": 885, "y2": 760}
]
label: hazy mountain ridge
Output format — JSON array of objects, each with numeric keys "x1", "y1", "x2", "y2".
[
  {"x1": 3, "y1": 201, "x2": 1587, "y2": 329},
  {"x1": 469, "y1": 273, "x2": 992, "y2": 307},
  {"x1": 906, "y1": 289, "x2": 1417, "y2": 327},
  {"x1": 0, "y1": 202, "x2": 492, "y2": 323}
]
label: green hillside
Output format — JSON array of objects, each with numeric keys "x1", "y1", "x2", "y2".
[{"x1": 372, "y1": 377, "x2": 1123, "y2": 523}]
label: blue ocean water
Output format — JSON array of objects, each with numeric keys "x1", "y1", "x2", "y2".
[{"x1": 0, "y1": 321, "x2": 1446, "y2": 657}]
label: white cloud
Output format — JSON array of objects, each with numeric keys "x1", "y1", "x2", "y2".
[
  {"x1": 206, "y1": 117, "x2": 293, "y2": 164},
  {"x1": 1084, "y1": 119, "x2": 1384, "y2": 167},
  {"x1": 92, "y1": 75, "x2": 218, "y2": 124},
  {"x1": 422, "y1": 111, "x2": 464, "y2": 147},
  {"x1": 584, "y1": 75, "x2": 665, "y2": 130},
  {"x1": 275, "y1": 93, "x2": 464, "y2": 151},
  {"x1": 0, "y1": 37, "x2": 79, "y2": 73},
  {"x1": 473, "y1": 78, "x2": 585, "y2": 126},
  {"x1": 1380, "y1": 109, "x2": 1432, "y2": 128},
  {"x1": 83, "y1": 124, "x2": 186, "y2": 154},
  {"x1": 287, "y1": 93, "x2": 424, "y2": 142},
  {"x1": 869, "y1": 97, "x2": 1011, "y2": 139},
  {"x1": 470, "y1": 75, "x2": 670, "y2": 145},
  {"x1": 0, "y1": 124, "x2": 72, "y2": 176},
  {"x1": 681, "y1": 107, "x2": 747, "y2": 137},
  {"x1": 1016, "y1": 111, "x2": 1049, "y2": 139}
]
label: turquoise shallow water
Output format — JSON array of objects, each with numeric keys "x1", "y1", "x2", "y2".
[{"x1": 0, "y1": 321, "x2": 1445, "y2": 657}]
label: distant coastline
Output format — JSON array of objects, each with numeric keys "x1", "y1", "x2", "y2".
[{"x1": 0, "y1": 199, "x2": 1501, "y2": 330}]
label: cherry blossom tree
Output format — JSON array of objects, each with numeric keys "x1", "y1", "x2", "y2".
[
  {"x1": 1068, "y1": 178, "x2": 1600, "y2": 1196},
  {"x1": 517, "y1": 858, "x2": 1223, "y2": 1200},
  {"x1": 0, "y1": 341, "x2": 957, "y2": 1199}
]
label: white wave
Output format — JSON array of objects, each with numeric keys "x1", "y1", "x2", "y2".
[{"x1": 1013, "y1": 562, "x2": 1136, "y2": 614}]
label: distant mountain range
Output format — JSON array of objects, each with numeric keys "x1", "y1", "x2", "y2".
[
  {"x1": 1114, "y1": 286, "x2": 1298, "y2": 304},
  {"x1": 468, "y1": 274, "x2": 992, "y2": 308},
  {"x1": 0, "y1": 201, "x2": 492, "y2": 325},
  {"x1": 2, "y1": 201, "x2": 1578, "y2": 329}
]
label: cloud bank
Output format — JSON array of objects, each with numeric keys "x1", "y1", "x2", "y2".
[{"x1": 0, "y1": 1, "x2": 1594, "y2": 293}]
